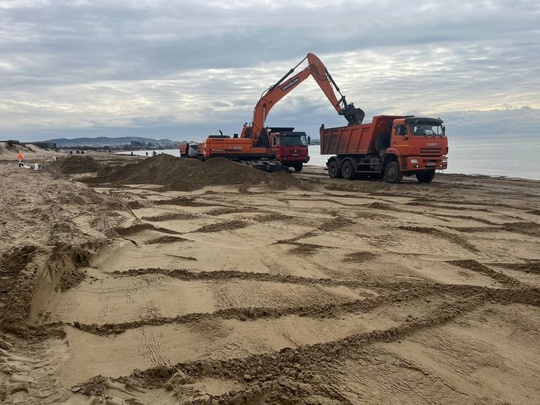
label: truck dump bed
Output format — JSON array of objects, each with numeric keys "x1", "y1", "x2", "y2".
[{"x1": 320, "y1": 115, "x2": 403, "y2": 155}]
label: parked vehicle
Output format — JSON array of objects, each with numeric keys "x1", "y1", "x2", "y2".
[
  {"x1": 179, "y1": 143, "x2": 198, "y2": 158},
  {"x1": 320, "y1": 115, "x2": 448, "y2": 183},
  {"x1": 269, "y1": 127, "x2": 310, "y2": 172}
]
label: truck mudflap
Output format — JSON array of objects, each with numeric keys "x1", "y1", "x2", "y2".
[{"x1": 237, "y1": 160, "x2": 289, "y2": 173}]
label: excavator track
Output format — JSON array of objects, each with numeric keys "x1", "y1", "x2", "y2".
[{"x1": 236, "y1": 159, "x2": 289, "y2": 173}]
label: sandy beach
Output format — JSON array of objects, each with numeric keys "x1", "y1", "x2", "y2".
[{"x1": 1, "y1": 142, "x2": 539, "y2": 404}]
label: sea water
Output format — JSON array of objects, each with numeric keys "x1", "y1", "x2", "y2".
[
  {"x1": 445, "y1": 134, "x2": 540, "y2": 180},
  {"x1": 119, "y1": 134, "x2": 540, "y2": 181}
]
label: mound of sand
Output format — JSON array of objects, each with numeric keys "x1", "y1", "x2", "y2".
[
  {"x1": 0, "y1": 142, "x2": 55, "y2": 161},
  {"x1": 48, "y1": 155, "x2": 103, "y2": 174},
  {"x1": 0, "y1": 141, "x2": 36, "y2": 154},
  {"x1": 85, "y1": 154, "x2": 307, "y2": 191}
]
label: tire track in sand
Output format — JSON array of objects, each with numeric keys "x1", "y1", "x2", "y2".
[
  {"x1": 68, "y1": 283, "x2": 540, "y2": 336},
  {"x1": 109, "y1": 267, "x2": 433, "y2": 292},
  {"x1": 101, "y1": 294, "x2": 496, "y2": 404}
]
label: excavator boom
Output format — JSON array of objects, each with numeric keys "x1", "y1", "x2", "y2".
[{"x1": 242, "y1": 53, "x2": 364, "y2": 147}]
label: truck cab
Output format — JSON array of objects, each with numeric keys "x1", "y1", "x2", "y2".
[
  {"x1": 385, "y1": 117, "x2": 448, "y2": 182},
  {"x1": 269, "y1": 127, "x2": 310, "y2": 172},
  {"x1": 180, "y1": 143, "x2": 199, "y2": 158}
]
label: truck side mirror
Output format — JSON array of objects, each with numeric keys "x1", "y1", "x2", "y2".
[{"x1": 307, "y1": 136, "x2": 311, "y2": 145}]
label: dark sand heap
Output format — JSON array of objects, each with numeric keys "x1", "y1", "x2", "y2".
[
  {"x1": 48, "y1": 155, "x2": 103, "y2": 174},
  {"x1": 84, "y1": 154, "x2": 307, "y2": 191},
  {"x1": 0, "y1": 141, "x2": 44, "y2": 154}
]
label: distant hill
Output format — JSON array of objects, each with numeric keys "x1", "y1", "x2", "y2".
[{"x1": 44, "y1": 136, "x2": 176, "y2": 147}]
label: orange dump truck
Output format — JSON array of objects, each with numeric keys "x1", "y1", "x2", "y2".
[{"x1": 320, "y1": 115, "x2": 448, "y2": 183}]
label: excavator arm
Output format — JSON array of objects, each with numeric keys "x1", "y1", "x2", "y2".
[{"x1": 241, "y1": 53, "x2": 365, "y2": 147}]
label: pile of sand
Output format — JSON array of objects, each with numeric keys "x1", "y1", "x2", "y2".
[
  {"x1": 0, "y1": 142, "x2": 55, "y2": 161},
  {"x1": 84, "y1": 154, "x2": 307, "y2": 191},
  {"x1": 0, "y1": 142, "x2": 35, "y2": 155},
  {"x1": 48, "y1": 155, "x2": 103, "y2": 174}
]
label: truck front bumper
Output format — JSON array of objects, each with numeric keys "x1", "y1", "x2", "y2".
[{"x1": 402, "y1": 156, "x2": 447, "y2": 171}]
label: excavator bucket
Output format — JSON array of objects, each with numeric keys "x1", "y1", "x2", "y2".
[{"x1": 341, "y1": 104, "x2": 365, "y2": 126}]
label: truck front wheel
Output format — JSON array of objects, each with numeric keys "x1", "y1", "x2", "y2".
[
  {"x1": 293, "y1": 162, "x2": 303, "y2": 172},
  {"x1": 328, "y1": 160, "x2": 342, "y2": 178},
  {"x1": 416, "y1": 169, "x2": 435, "y2": 183},
  {"x1": 384, "y1": 161, "x2": 403, "y2": 183}
]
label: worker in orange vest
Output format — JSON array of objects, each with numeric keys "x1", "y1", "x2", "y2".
[{"x1": 17, "y1": 151, "x2": 24, "y2": 167}]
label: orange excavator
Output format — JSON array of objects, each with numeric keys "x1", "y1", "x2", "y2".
[{"x1": 199, "y1": 53, "x2": 364, "y2": 171}]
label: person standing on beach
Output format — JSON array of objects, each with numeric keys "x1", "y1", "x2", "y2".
[{"x1": 17, "y1": 151, "x2": 24, "y2": 167}]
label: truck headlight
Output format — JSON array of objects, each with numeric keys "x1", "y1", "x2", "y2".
[
  {"x1": 410, "y1": 158, "x2": 419, "y2": 164},
  {"x1": 442, "y1": 158, "x2": 448, "y2": 163}
]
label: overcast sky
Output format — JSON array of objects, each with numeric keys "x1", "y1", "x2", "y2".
[{"x1": 1, "y1": 0, "x2": 539, "y2": 142}]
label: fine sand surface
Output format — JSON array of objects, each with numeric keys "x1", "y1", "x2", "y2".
[{"x1": 1, "y1": 145, "x2": 539, "y2": 404}]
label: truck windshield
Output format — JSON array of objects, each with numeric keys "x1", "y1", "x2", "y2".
[
  {"x1": 281, "y1": 135, "x2": 308, "y2": 146},
  {"x1": 411, "y1": 123, "x2": 445, "y2": 136}
]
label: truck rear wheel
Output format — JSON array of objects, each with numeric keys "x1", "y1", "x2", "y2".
[
  {"x1": 416, "y1": 169, "x2": 435, "y2": 183},
  {"x1": 293, "y1": 162, "x2": 303, "y2": 172},
  {"x1": 341, "y1": 159, "x2": 356, "y2": 180},
  {"x1": 328, "y1": 160, "x2": 342, "y2": 178},
  {"x1": 384, "y1": 161, "x2": 403, "y2": 183}
]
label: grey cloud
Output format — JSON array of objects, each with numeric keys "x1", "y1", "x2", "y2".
[
  {"x1": 443, "y1": 106, "x2": 540, "y2": 136},
  {"x1": 0, "y1": 0, "x2": 539, "y2": 141}
]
